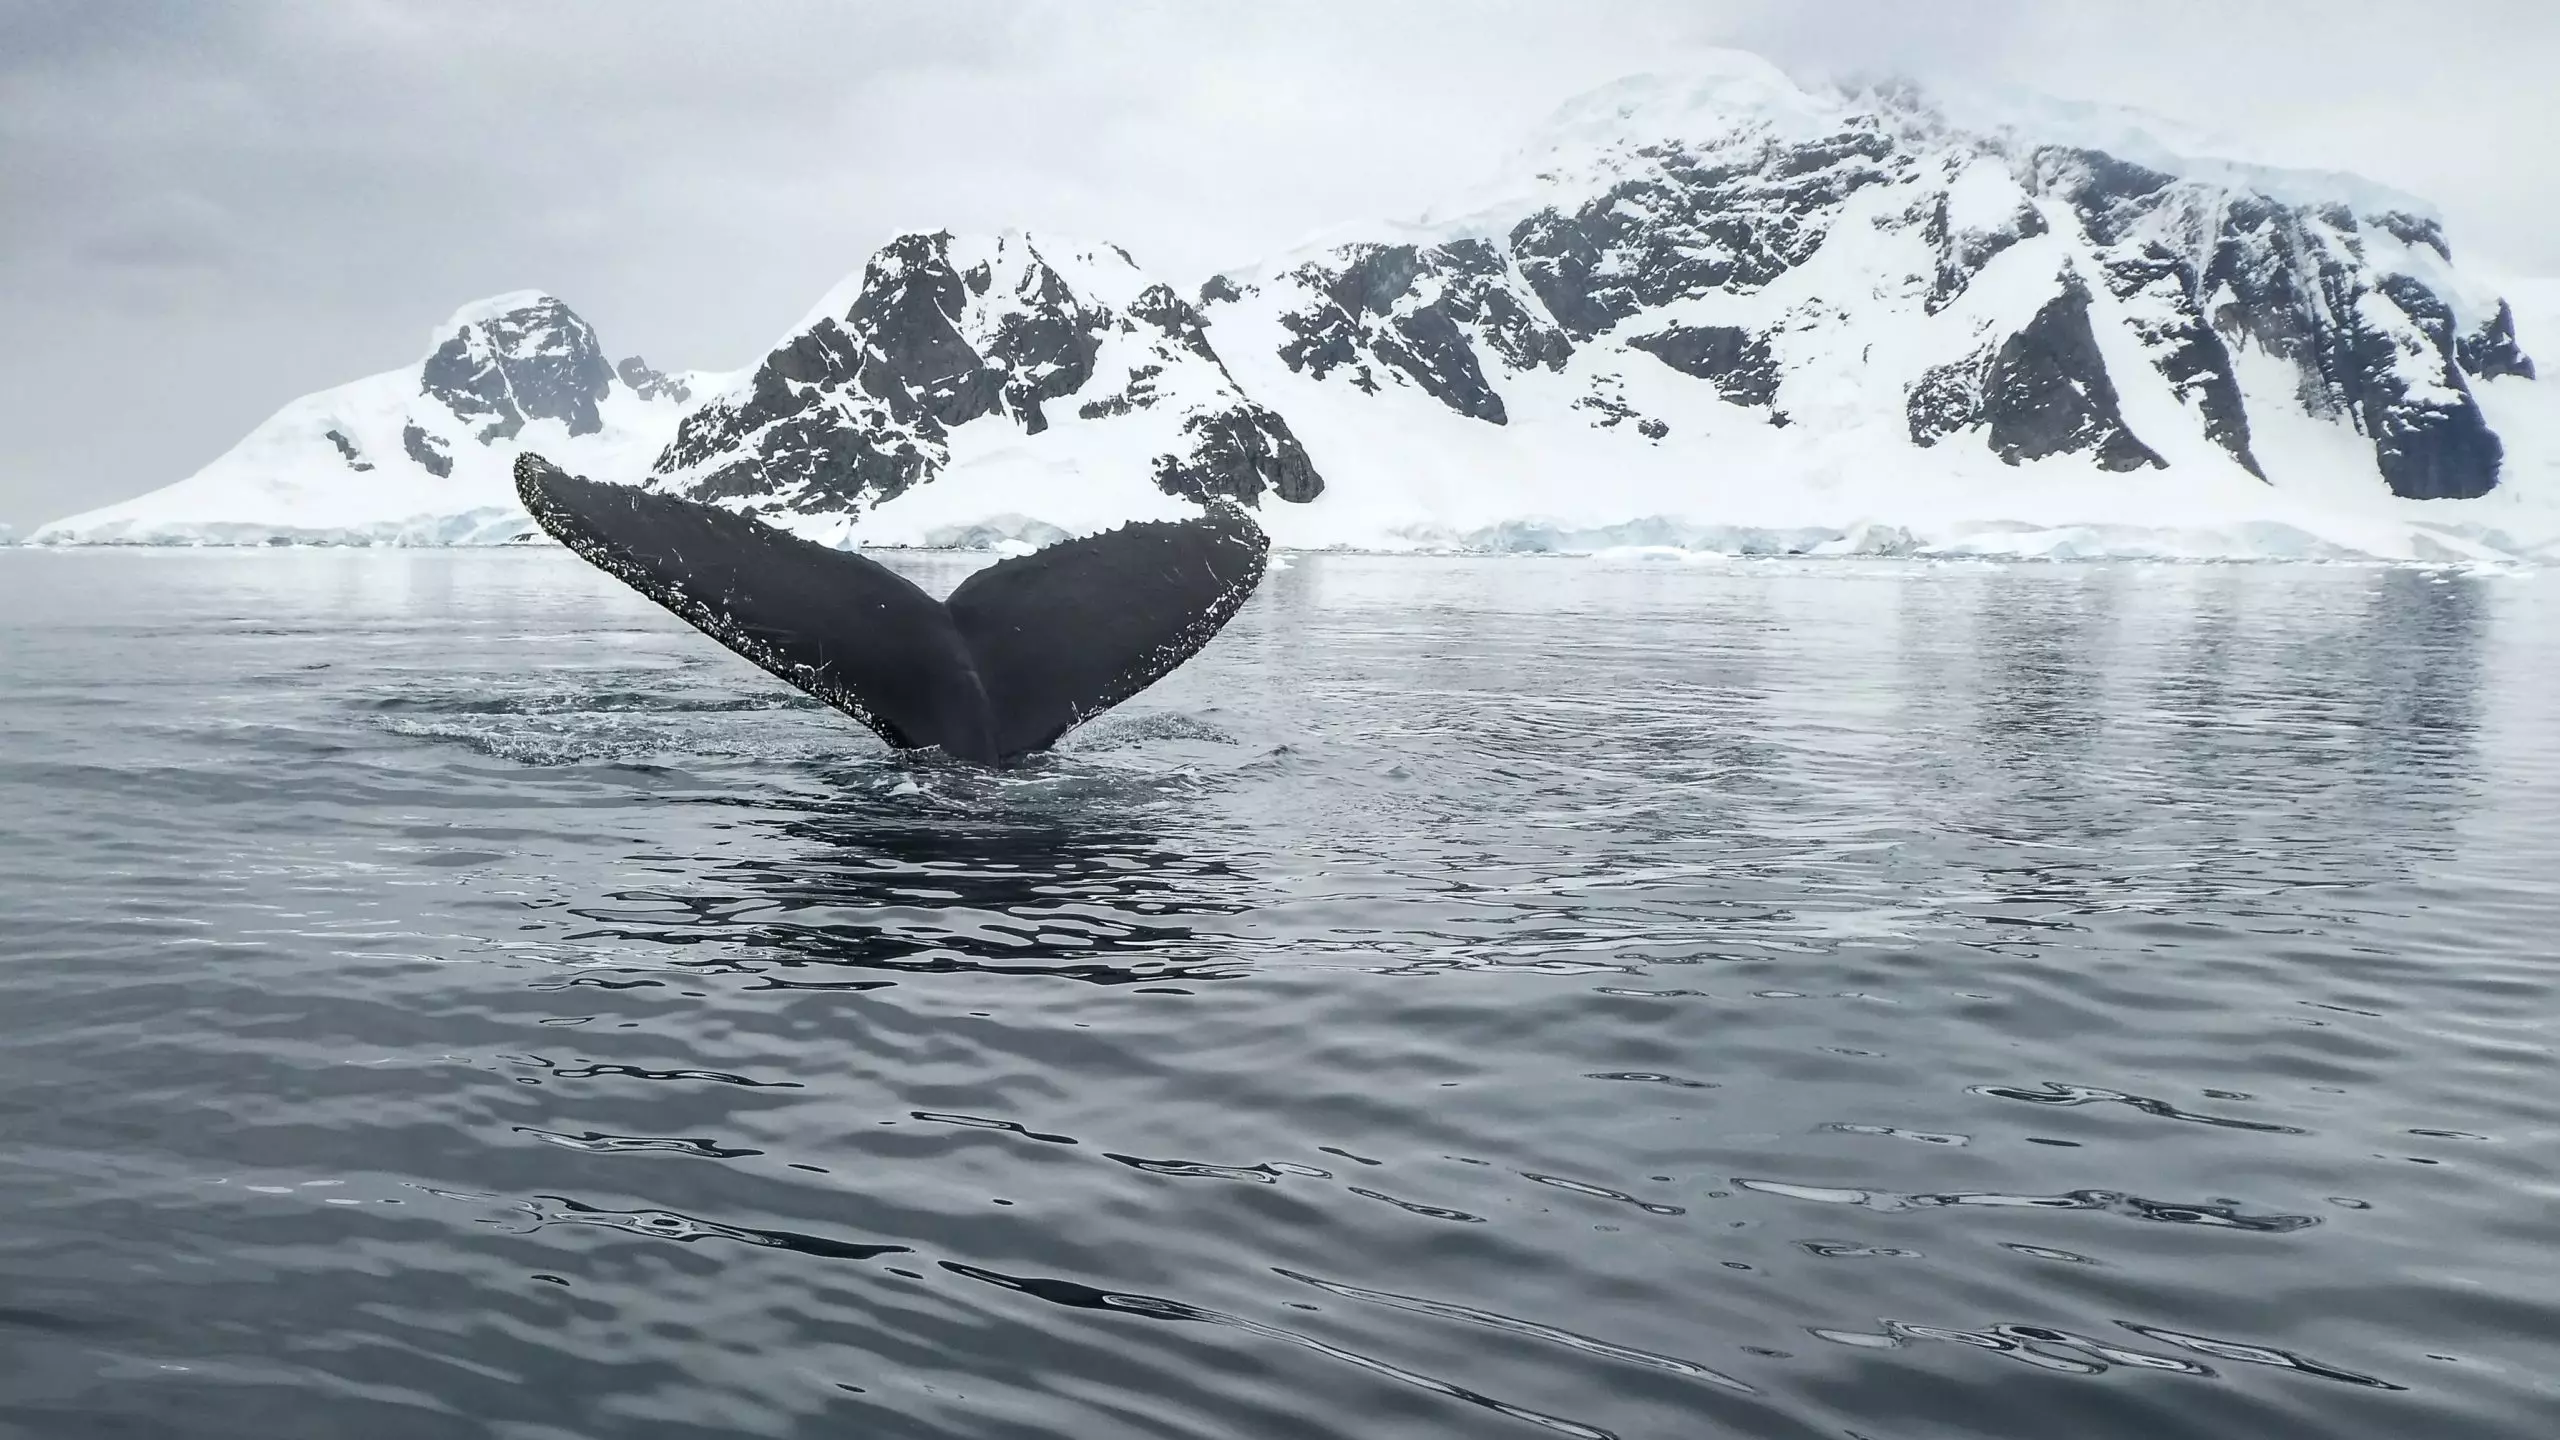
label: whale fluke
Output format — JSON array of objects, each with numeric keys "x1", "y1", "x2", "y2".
[{"x1": 515, "y1": 454, "x2": 1268, "y2": 765}]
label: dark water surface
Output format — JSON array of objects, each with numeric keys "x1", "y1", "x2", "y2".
[{"x1": 2, "y1": 550, "x2": 2555, "y2": 1440}]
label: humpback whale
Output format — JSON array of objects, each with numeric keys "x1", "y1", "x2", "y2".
[{"x1": 515, "y1": 454, "x2": 1268, "y2": 765}]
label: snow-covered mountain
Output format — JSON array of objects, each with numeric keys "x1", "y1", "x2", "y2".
[
  {"x1": 33, "y1": 293, "x2": 699, "y2": 545},
  {"x1": 647, "y1": 231, "x2": 1320, "y2": 548},
  {"x1": 33, "y1": 55, "x2": 2559, "y2": 561},
  {"x1": 1193, "y1": 58, "x2": 2553, "y2": 560}
]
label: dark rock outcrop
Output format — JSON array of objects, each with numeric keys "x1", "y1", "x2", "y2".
[
  {"x1": 653, "y1": 232, "x2": 1324, "y2": 519},
  {"x1": 419, "y1": 295, "x2": 613, "y2": 444},
  {"x1": 2029, "y1": 144, "x2": 2499, "y2": 494},
  {"x1": 2376, "y1": 211, "x2": 2452, "y2": 262},
  {"x1": 1908, "y1": 281, "x2": 2163, "y2": 472},
  {"x1": 1908, "y1": 347, "x2": 1992, "y2": 448},
  {"x1": 1268, "y1": 240, "x2": 1571, "y2": 425},
  {"x1": 2344, "y1": 275, "x2": 2503, "y2": 499},
  {"x1": 654, "y1": 232, "x2": 1017, "y2": 512},
  {"x1": 2458, "y1": 300, "x2": 2536, "y2": 382},
  {"x1": 1153, "y1": 406, "x2": 1324, "y2": 506},
  {"x1": 1982, "y1": 280, "x2": 2164, "y2": 471},
  {"x1": 401, "y1": 423, "x2": 453, "y2": 478},
  {"x1": 616, "y1": 356, "x2": 693, "y2": 405},
  {"x1": 1628, "y1": 325, "x2": 1780, "y2": 407},
  {"x1": 1510, "y1": 127, "x2": 1900, "y2": 336},
  {"x1": 324, "y1": 429, "x2": 375, "y2": 472},
  {"x1": 1923, "y1": 186, "x2": 2048, "y2": 314},
  {"x1": 2098, "y1": 249, "x2": 2263, "y2": 477},
  {"x1": 1194, "y1": 77, "x2": 2529, "y2": 505}
]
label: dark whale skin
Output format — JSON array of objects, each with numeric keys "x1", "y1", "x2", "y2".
[{"x1": 514, "y1": 453, "x2": 1268, "y2": 765}]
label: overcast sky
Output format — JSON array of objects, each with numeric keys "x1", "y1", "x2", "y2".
[{"x1": 4, "y1": 0, "x2": 2554, "y2": 531}]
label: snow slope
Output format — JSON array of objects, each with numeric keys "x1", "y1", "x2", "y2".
[{"x1": 33, "y1": 294, "x2": 700, "y2": 546}]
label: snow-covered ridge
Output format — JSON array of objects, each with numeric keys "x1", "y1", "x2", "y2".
[
  {"x1": 1195, "y1": 52, "x2": 2553, "y2": 561},
  {"x1": 30, "y1": 55, "x2": 2560, "y2": 563},
  {"x1": 32, "y1": 294, "x2": 701, "y2": 546},
  {"x1": 647, "y1": 229, "x2": 1319, "y2": 547}
]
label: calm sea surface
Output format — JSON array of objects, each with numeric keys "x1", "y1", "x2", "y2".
[{"x1": 1, "y1": 550, "x2": 2555, "y2": 1440}]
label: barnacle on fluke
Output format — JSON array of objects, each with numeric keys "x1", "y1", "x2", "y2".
[{"x1": 514, "y1": 453, "x2": 1267, "y2": 765}]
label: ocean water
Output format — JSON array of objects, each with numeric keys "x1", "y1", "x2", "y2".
[{"x1": 1, "y1": 549, "x2": 2554, "y2": 1440}]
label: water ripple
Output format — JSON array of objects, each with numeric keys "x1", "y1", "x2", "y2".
[{"x1": 3, "y1": 551, "x2": 2552, "y2": 1439}]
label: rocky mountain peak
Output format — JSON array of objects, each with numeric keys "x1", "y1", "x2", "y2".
[
  {"x1": 1203, "y1": 62, "x2": 2536, "y2": 504},
  {"x1": 30, "y1": 289, "x2": 690, "y2": 546},
  {"x1": 419, "y1": 292, "x2": 616, "y2": 444},
  {"x1": 650, "y1": 229, "x2": 1320, "y2": 525}
]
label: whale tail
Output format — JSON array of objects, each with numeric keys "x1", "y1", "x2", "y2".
[{"x1": 515, "y1": 454, "x2": 1268, "y2": 765}]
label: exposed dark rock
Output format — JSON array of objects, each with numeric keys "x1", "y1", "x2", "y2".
[
  {"x1": 1575, "y1": 389, "x2": 1640, "y2": 428},
  {"x1": 615, "y1": 356, "x2": 693, "y2": 405},
  {"x1": 2198, "y1": 193, "x2": 2333, "y2": 379},
  {"x1": 656, "y1": 231, "x2": 1322, "y2": 519},
  {"x1": 1127, "y1": 285, "x2": 1220, "y2": 367},
  {"x1": 842, "y1": 232, "x2": 1006, "y2": 432},
  {"x1": 1982, "y1": 279, "x2": 2164, "y2": 470},
  {"x1": 420, "y1": 337, "x2": 520, "y2": 443},
  {"x1": 1375, "y1": 305, "x2": 1509, "y2": 423},
  {"x1": 1153, "y1": 406, "x2": 1324, "y2": 506},
  {"x1": 1276, "y1": 302, "x2": 1371, "y2": 390},
  {"x1": 677, "y1": 403, "x2": 936, "y2": 512},
  {"x1": 1923, "y1": 185, "x2": 2048, "y2": 314},
  {"x1": 1511, "y1": 125, "x2": 1900, "y2": 335},
  {"x1": 1907, "y1": 283, "x2": 2164, "y2": 471},
  {"x1": 402, "y1": 424, "x2": 452, "y2": 478},
  {"x1": 657, "y1": 234, "x2": 991, "y2": 509},
  {"x1": 2030, "y1": 147, "x2": 2174, "y2": 247},
  {"x1": 1272, "y1": 240, "x2": 1570, "y2": 425},
  {"x1": 1907, "y1": 348, "x2": 1989, "y2": 448},
  {"x1": 324, "y1": 429, "x2": 375, "y2": 472},
  {"x1": 2099, "y1": 248, "x2": 2264, "y2": 477},
  {"x1": 2364, "y1": 400, "x2": 2503, "y2": 500},
  {"x1": 1628, "y1": 325, "x2": 1780, "y2": 407},
  {"x1": 2346, "y1": 276, "x2": 2502, "y2": 499},
  {"x1": 983, "y1": 261, "x2": 1110, "y2": 434},
  {"x1": 2375, "y1": 211, "x2": 2452, "y2": 262},
  {"x1": 1078, "y1": 364, "x2": 1165, "y2": 421},
  {"x1": 2458, "y1": 300, "x2": 2536, "y2": 381},
  {"x1": 2038, "y1": 154, "x2": 2502, "y2": 495},
  {"x1": 420, "y1": 296, "x2": 613, "y2": 443},
  {"x1": 1637, "y1": 417, "x2": 1669, "y2": 440},
  {"x1": 1198, "y1": 274, "x2": 1245, "y2": 306},
  {"x1": 2196, "y1": 196, "x2": 2503, "y2": 496}
]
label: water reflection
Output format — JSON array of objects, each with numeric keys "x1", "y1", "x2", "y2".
[
  {"x1": 1, "y1": 553, "x2": 2553, "y2": 1440},
  {"x1": 559, "y1": 785, "x2": 1260, "y2": 987}
]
